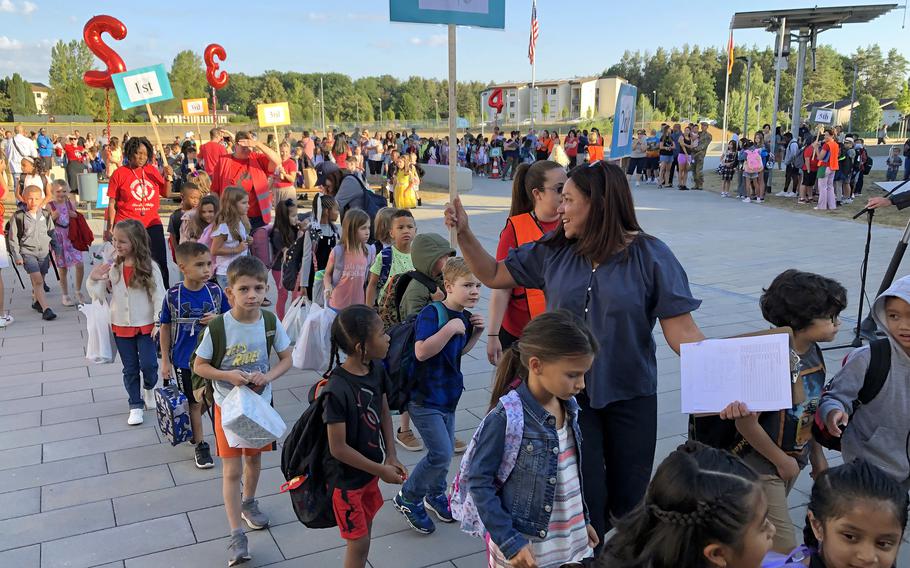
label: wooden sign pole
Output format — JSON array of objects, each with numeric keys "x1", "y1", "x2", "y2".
[
  {"x1": 145, "y1": 102, "x2": 170, "y2": 196},
  {"x1": 447, "y1": 24, "x2": 458, "y2": 247}
]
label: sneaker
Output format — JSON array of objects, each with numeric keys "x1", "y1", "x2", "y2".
[
  {"x1": 62, "y1": 295, "x2": 74, "y2": 307},
  {"x1": 195, "y1": 441, "x2": 214, "y2": 469},
  {"x1": 43, "y1": 282, "x2": 50, "y2": 293},
  {"x1": 241, "y1": 498, "x2": 269, "y2": 530},
  {"x1": 127, "y1": 408, "x2": 144, "y2": 425},
  {"x1": 31, "y1": 301, "x2": 42, "y2": 313},
  {"x1": 42, "y1": 308, "x2": 57, "y2": 321},
  {"x1": 424, "y1": 494, "x2": 455, "y2": 523},
  {"x1": 396, "y1": 428, "x2": 424, "y2": 451},
  {"x1": 393, "y1": 491, "x2": 435, "y2": 534},
  {"x1": 142, "y1": 388, "x2": 157, "y2": 410},
  {"x1": 844, "y1": 198, "x2": 854, "y2": 204},
  {"x1": 227, "y1": 531, "x2": 251, "y2": 567},
  {"x1": 774, "y1": 191, "x2": 788, "y2": 197},
  {"x1": 0, "y1": 314, "x2": 13, "y2": 328},
  {"x1": 742, "y1": 197, "x2": 752, "y2": 203},
  {"x1": 454, "y1": 437, "x2": 467, "y2": 455},
  {"x1": 756, "y1": 198, "x2": 764, "y2": 203}
]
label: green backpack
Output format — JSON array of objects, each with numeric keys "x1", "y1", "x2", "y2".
[{"x1": 190, "y1": 309, "x2": 279, "y2": 412}]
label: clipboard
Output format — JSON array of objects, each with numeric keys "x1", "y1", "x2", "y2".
[{"x1": 730, "y1": 326, "x2": 804, "y2": 406}]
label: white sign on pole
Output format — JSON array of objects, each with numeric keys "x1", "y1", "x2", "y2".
[{"x1": 813, "y1": 108, "x2": 835, "y2": 124}]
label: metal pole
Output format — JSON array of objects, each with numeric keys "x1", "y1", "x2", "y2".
[
  {"x1": 848, "y1": 62, "x2": 857, "y2": 132},
  {"x1": 435, "y1": 98, "x2": 439, "y2": 129},
  {"x1": 356, "y1": 99, "x2": 360, "y2": 125},
  {"x1": 319, "y1": 77, "x2": 326, "y2": 135},
  {"x1": 742, "y1": 56, "x2": 752, "y2": 137},
  {"x1": 722, "y1": 58, "x2": 731, "y2": 150},
  {"x1": 791, "y1": 34, "x2": 808, "y2": 130},
  {"x1": 378, "y1": 98, "x2": 383, "y2": 130},
  {"x1": 768, "y1": 17, "x2": 786, "y2": 190},
  {"x1": 447, "y1": 24, "x2": 458, "y2": 246}
]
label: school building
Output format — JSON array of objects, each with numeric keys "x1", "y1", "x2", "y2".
[{"x1": 480, "y1": 76, "x2": 628, "y2": 124}]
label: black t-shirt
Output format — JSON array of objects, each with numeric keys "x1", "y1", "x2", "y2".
[
  {"x1": 167, "y1": 208, "x2": 185, "y2": 240},
  {"x1": 322, "y1": 364, "x2": 390, "y2": 489},
  {"x1": 659, "y1": 135, "x2": 674, "y2": 156}
]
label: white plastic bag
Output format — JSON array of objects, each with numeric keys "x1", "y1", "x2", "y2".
[
  {"x1": 220, "y1": 385, "x2": 287, "y2": 449},
  {"x1": 292, "y1": 302, "x2": 336, "y2": 372},
  {"x1": 80, "y1": 300, "x2": 115, "y2": 363},
  {"x1": 281, "y1": 296, "x2": 309, "y2": 345}
]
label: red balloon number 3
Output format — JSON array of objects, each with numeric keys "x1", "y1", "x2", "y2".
[
  {"x1": 82, "y1": 15, "x2": 127, "y2": 90},
  {"x1": 204, "y1": 44, "x2": 229, "y2": 90}
]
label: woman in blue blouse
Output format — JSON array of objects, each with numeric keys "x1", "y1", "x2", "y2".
[{"x1": 445, "y1": 160, "x2": 705, "y2": 546}]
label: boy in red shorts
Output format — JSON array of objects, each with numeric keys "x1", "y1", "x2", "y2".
[{"x1": 193, "y1": 256, "x2": 293, "y2": 566}]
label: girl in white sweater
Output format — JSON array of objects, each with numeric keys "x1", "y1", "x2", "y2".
[{"x1": 88, "y1": 219, "x2": 166, "y2": 425}]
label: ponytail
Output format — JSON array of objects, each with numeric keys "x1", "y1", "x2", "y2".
[
  {"x1": 489, "y1": 345, "x2": 524, "y2": 411},
  {"x1": 508, "y1": 160, "x2": 563, "y2": 217}
]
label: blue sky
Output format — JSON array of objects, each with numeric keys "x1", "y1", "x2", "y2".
[{"x1": 1, "y1": 0, "x2": 907, "y2": 85}]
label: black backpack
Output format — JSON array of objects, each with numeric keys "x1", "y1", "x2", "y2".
[
  {"x1": 378, "y1": 270, "x2": 439, "y2": 329},
  {"x1": 812, "y1": 339, "x2": 891, "y2": 451},
  {"x1": 341, "y1": 174, "x2": 388, "y2": 240},
  {"x1": 279, "y1": 379, "x2": 349, "y2": 529},
  {"x1": 280, "y1": 235, "x2": 307, "y2": 291},
  {"x1": 382, "y1": 301, "x2": 449, "y2": 412}
]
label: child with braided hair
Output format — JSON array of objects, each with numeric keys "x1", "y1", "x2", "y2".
[{"x1": 599, "y1": 441, "x2": 776, "y2": 568}]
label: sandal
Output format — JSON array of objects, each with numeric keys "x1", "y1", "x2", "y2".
[{"x1": 61, "y1": 295, "x2": 74, "y2": 307}]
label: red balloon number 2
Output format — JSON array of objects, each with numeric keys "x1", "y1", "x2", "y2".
[{"x1": 82, "y1": 15, "x2": 128, "y2": 90}]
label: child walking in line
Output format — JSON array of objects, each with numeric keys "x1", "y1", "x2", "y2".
[
  {"x1": 193, "y1": 256, "x2": 293, "y2": 566},
  {"x1": 210, "y1": 186, "x2": 251, "y2": 289},
  {"x1": 8, "y1": 185, "x2": 57, "y2": 321},
  {"x1": 458, "y1": 311, "x2": 600, "y2": 567},
  {"x1": 168, "y1": 182, "x2": 202, "y2": 251},
  {"x1": 367, "y1": 209, "x2": 415, "y2": 309},
  {"x1": 183, "y1": 194, "x2": 219, "y2": 246},
  {"x1": 48, "y1": 179, "x2": 85, "y2": 305},
  {"x1": 600, "y1": 441, "x2": 776, "y2": 568},
  {"x1": 393, "y1": 258, "x2": 484, "y2": 535},
  {"x1": 87, "y1": 219, "x2": 166, "y2": 425},
  {"x1": 300, "y1": 194, "x2": 340, "y2": 300},
  {"x1": 719, "y1": 140, "x2": 737, "y2": 198},
  {"x1": 800, "y1": 459, "x2": 907, "y2": 567},
  {"x1": 159, "y1": 241, "x2": 230, "y2": 469},
  {"x1": 323, "y1": 305, "x2": 408, "y2": 568},
  {"x1": 270, "y1": 198, "x2": 303, "y2": 319},
  {"x1": 324, "y1": 210, "x2": 376, "y2": 310}
]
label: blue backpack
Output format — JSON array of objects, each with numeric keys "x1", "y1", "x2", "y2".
[{"x1": 382, "y1": 301, "x2": 448, "y2": 412}]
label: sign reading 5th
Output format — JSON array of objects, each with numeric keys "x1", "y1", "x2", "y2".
[
  {"x1": 111, "y1": 64, "x2": 174, "y2": 110},
  {"x1": 257, "y1": 102, "x2": 291, "y2": 127}
]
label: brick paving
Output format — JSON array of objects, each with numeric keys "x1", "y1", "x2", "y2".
[{"x1": 0, "y1": 176, "x2": 908, "y2": 567}]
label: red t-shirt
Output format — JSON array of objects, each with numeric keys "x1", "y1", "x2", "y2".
[
  {"x1": 64, "y1": 144, "x2": 85, "y2": 162},
  {"x1": 199, "y1": 141, "x2": 227, "y2": 176},
  {"x1": 495, "y1": 215, "x2": 561, "y2": 338},
  {"x1": 111, "y1": 266, "x2": 156, "y2": 337},
  {"x1": 108, "y1": 165, "x2": 165, "y2": 227},
  {"x1": 802, "y1": 146, "x2": 819, "y2": 172},
  {"x1": 212, "y1": 152, "x2": 273, "y2": 220},
  {"x1": 333, "y1": 151, "x2": 348, "y2": 170},
  {"x1": 274, "y1": 158, "x2": 297, "y2": 188}
]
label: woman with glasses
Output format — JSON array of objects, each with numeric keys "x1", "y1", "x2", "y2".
[
  {"x1": 446, "y1": 160, "x2": 704, "y2": 551},
  {"x1": 486, "y1": 160, "x2": 566, "y2": 366}
]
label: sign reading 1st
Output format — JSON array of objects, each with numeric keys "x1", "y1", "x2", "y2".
[{"x1": 111, "y1": 64, "x2": 174, "y2": 109}]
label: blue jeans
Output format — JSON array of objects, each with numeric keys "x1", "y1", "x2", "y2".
[
  {"x1": 114, "y1": 333, "x2": 159, "y2": 409},
  {"x1": 401, "y1": 404, "x2": 455, "y2": 502}
]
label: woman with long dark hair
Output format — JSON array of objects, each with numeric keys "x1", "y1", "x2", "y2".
[
  {"x1": 105, "y1": 136, "x2": 174, "y2": 286},
  {"x1": 445, "y1": 160, "x2": 704, "y2": 548}
]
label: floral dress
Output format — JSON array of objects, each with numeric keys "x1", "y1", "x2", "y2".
[{"x1": 49, "y1": 199, "x2": 83, "y2": 268}]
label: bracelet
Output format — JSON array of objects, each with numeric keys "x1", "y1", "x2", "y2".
[{"x1": 487, "y1": 333, "x2": 499, "y2": 336}]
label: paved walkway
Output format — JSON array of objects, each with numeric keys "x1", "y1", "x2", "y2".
[{"x1": 1, "y1": 175, "x2": 908, "y2": 567}]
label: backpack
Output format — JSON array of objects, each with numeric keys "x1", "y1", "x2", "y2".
[
  {"x1": 861, "y1": 150, "x2": 873, "y2": 175},
  {"x1": 341, "y1": 174, "x2": 388, "y2": 239},
  {"x1": 164, "y1": 282, "x2": 224, "y2": 352},
  {"x1": 280, "y1": 235, "x2": 307, "y2": 291},
  {"x1": 189, "y1": 309, "x2": 278, "y2": 414},
  {"x1": 786, "y1": 142, "x2": 804, "y2": 170},
  {"x1": 812, "y1": 339, "x2": 891, "y2": 451},
  {"x1": 744, "y1": 149, "x2": 763, "y2": 173},
  {"x1": 279, "y1": 377, "x2": 349, "y2": 529},
  {"x1": 450, "y1": 389, "x2": 524, "y2": 537},
  {"x1": 761, "y1": 545, "x2": 813, "y2": 567},
  {"x1": 377, "y1": 270, "x2": 439, "y2": 330},
  {"x1": 382, "y1": 301, "x2": 449, "y2": 412},
  {"x1": 376, "y1": 245, "x2": 394, "y2": 293}
]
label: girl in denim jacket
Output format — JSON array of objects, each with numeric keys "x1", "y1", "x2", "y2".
[{"x1": 462, "y1": 310, "x2": 599, "y2": 568}]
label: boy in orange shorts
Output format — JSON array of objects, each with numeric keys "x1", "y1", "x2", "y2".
[{"x1": 193, "y1": 256, "x2": 293, "y2": 566}]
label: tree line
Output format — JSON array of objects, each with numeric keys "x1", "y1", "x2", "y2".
[{"x1": 1, "y1": 39, "x2": 908, "y2": 134}]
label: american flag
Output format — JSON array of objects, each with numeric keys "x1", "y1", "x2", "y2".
[{"x1": 528, "y1": 0, "x2": 539, "y2": 65}]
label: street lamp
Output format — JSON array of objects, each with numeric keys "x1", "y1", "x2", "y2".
[
  {"x1": 652, "y1": 90, "x2": 657, "y2": 126},
  {"x1": 848, "y1": 60, "x2": 857, "y2": 133},
  {"x1": 737, "y1": 55, "x2": 753, "y2": 136},
  {"x1": 434, "y1": 98, "x2": 439, "y2": 129},
  {"x1": 378, "y1": 97, "x2": 383, "y2": 129},
  {"x1": 356, "y1": 99, "x2": 360, "y2": 125},
  {"x1": 313, "y1": 99, "x2": 319, "y2": 130}
]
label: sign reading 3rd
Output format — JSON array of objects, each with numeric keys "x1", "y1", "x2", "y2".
[
  {"x1": 111, "y1": 64, "x2": 174, "y2": 109},
  {"x1": 257, "y1": 102, "x2": 291, "y2": 127}
]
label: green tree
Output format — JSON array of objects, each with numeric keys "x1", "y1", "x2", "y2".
[
  {"x1": 219, "y1": 73, "x2": 254, "y2": 118},
  {"x1": 399, "y1": 93, "x2": 419, "y2": 120},
  {"x1": 851, "y1": 93, "x2": 882, "y2": 132},
  {"x1": 254, "y1": 75, "x2": 287, "y2": 106},
  {"x1": 47, "y1": 40, "x2": 95, "y2": 116},
  {"x1": 0, "y1": 86, "x2": 11, "y2": 120},
  {"x1": 660, "y1": 64, "x2": 697, "y2": 120},
  {"x1": 896, "y1": 81, "x2": 910, "y2": 123},
  {"x1": 166, "y1": 50, "x2": 207, "y2": 113},
  {"x1": 560, "y1": 106, "x2": 569, "y2": 120},
  {"x1": 6, "y1": 74, "x2": 37, "y2": 115},
  {"x1": 541, "y1": 101, "x2": 550, "y2": 118}
]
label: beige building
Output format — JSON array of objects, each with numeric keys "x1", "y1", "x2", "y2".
[
  {"x1": 29, "y1": 82, "x2": 49, "y2": 114},
  {"x1": 481, "y1": 76, "x2": 627, "y2": 124}
]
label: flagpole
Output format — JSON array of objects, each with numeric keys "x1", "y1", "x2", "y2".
[
  {"x1": 529, "y1": 0, "x2": 537, "y2": 131},
  {"x1": 721, "y1": 30, "x2": 732, "y2": 149}
]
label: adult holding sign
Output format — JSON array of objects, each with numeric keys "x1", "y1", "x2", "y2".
[
  {"x1": 445, "y1": 160, "x2": 704, "y2": 546},
  {"x1": 105, "y1": 136, "x2": 175, "y2": 286}
]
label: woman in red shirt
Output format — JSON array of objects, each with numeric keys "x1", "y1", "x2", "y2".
[
  {"x1": 564, "y1": 130, "x2": 579, "y2": 169},
  {"x1": 63, "y1": 135, "x2": 87, "y2": 192},
  {"x1": 486, "y1": 160, "x2": 566, "y2": 364},
  {"x1": 106, "y1": 136, "x2": 174, "y2": 286}
]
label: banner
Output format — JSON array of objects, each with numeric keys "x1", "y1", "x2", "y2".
[
  {"x1": 610, "y1": 83, "x2": 638, "y2": 159},
  {"x1": 182, "y1": 98, "x2": 209, "y2": 116},
  {"x1": 390, "y1": 0, "x2": 505, "y2": 29},
  {"x1": 257, "y1": 102, "x2": 291, "y2": 128},
  {"x1": 111, "y1": 64, "x2": 173, "y2": 110}
]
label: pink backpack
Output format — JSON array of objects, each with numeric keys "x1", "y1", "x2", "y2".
[
  {"x1": 745, "y1": 149, "x2": 764, "y2": 173},
  {"x1": 197, "y1": 223, "x2": 215, "y2": 249}
]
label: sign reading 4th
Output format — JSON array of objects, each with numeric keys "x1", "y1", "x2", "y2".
[{"x1": 111, "y1": 64, "x2": 174, "y2": 110}]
